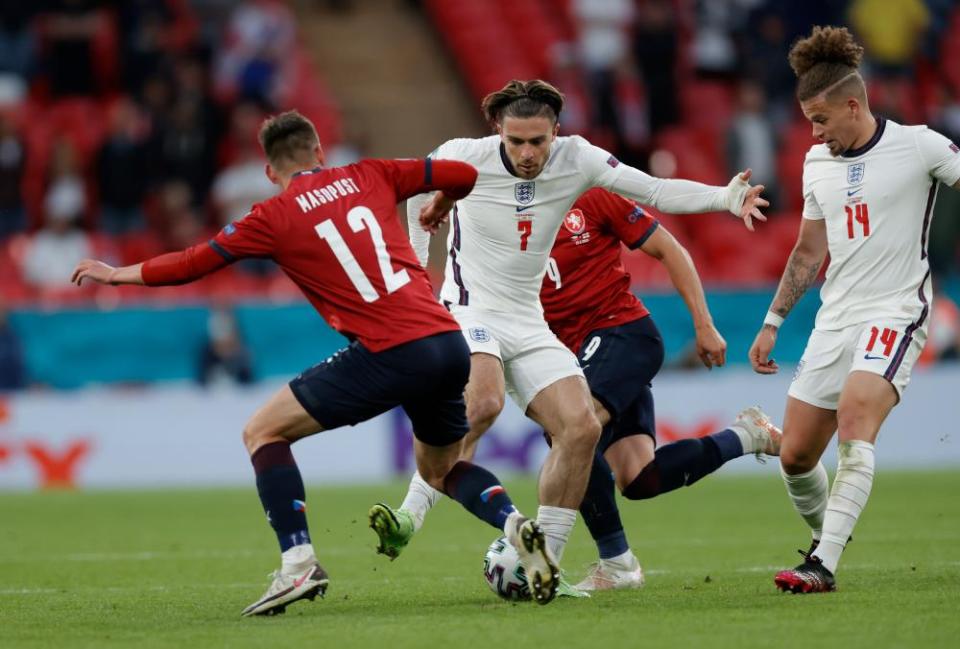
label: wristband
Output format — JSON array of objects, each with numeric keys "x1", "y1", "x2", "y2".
[{"x1": 763, "y1": 311, "x2": 784, "y2": 328}]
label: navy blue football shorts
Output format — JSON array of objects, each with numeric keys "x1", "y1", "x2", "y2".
[
  {"x1": 289, "y1": 330, "x2": 470, "y2": 447},
  {"x1": 576, "y1": 316, "x2": 664, "y2": 453}
]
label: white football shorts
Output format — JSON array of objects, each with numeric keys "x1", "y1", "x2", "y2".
[
  {"x1": 788, "y1": 317, "x2": 928, "y2": 410},
  {"x1": 449, "y1": 304, "x2": 584, "y2": 411}
]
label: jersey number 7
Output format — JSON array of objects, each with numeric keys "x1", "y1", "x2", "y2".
[{"x1": 315, "y1": 206, "x2": 411, "y2": 303}]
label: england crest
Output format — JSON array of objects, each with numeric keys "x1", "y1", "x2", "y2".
[
  {"x1": 468, "y1": 327, "x2": 491, "y2": 343},
  {"x1": 514, "y1": 181, "x2": 535, "y2": 205},
  {"x1": 847, "y1": 162, "x2": 865, "y2": 185}
]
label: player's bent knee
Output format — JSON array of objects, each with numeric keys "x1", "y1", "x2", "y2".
[
  {"x1": 466, "y1": 395, "x2": 504, "y2": 432},
  {"x1": 780, "y1": 448, "x2": 820, "y2": 475}
]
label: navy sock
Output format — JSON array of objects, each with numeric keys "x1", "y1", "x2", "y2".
[
  {"x1": 442, "y1": 461, "x2": 517, "y2": 530},
  {"x1": 251, "y1": 441, "x2": 311, "y2": 552},
  {"x1": 623, "y1": 430, "x2": 742, "y2": 500},
  {"x1": 580, "y1": 448, "x2": 629, "y2": 560}
]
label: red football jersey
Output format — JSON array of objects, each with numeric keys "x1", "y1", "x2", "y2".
[
  {"x1": 540, "y1": 187, "x2": 658, "y2": 352},
  {"x1": 211, "y1": 159, "x2": 461, "y2": 352}
]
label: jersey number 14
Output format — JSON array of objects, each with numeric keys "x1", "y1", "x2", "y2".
[
  {"x1": 315, "y1": 206, "x2": 411, "y2": 303},
  {"x1": 845, "y1": 203, "x2": 870, "y2": 239}
]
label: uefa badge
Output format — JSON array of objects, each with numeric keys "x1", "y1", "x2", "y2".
[
  {"x1": 563, "y1": 209, "x2": 586, "y2": 235},
  {"x1": 847, "y1": 162, "x2": 865, "y2": 186},
  {"x1": 514, "y1": 181, "x2": 535, "y2": 205},
  {"x1": 468, "y1": 327, "x2": 492, "y2": 343}
]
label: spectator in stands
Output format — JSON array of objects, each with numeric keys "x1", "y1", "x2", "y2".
[
  {"x1": 727, "y1": 80, "x2": 780, "y2": 210},
  {"x1": 849, "y1": 0, "x2": 929, "y2": 78},
  {"x1": 572, "y1": 0, "x2": 636, "y2": 155},
  {"x1": 198, "y1": 305, "x2": 254, "y2": 387},
  {"x1": 0, "y1": 4, "x2": 38, "y2": 97},
  {"x1": 633, "y1": 0, "x2": 679, "y2": 133},
  {"x1": 0, "y1": 112, "x2": 25, "y2": 239},
  {"x1": 117, "y1": 0, "x2": 174, "y2": 96},
  {"x1": 0, "y1": 298, "x2": 25, "y2": 391},
  {"x1": 213, "y1": 0, "x2": 296, "y2": 108},
  {"x1": 211, "y1": 138, "x2": 276, "y2": 225},
  {"x1": 97, "y1": 98, "x2": 151, "y2": 234},
  {"x1": 691, "y1": 1, "x2": 747, "y2": 79},
  {"x1": 174, "y1": 54, "x2": 223, "y2": 144},
  {"x1": 159, "y1": 95, "x2": 215, "y2": 202},
  {"x1": 22, "y1": 145, "x2": 91, "y2": 287},
  {"x1": 40, "y1": 0, "x2": 106, "y2": 97},
  {"x1": 743, "y1": 8, "x2": 795, "y2": 128}
]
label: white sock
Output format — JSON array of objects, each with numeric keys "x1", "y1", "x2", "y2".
[
  {"x1": 537, "y1": 505, "x2": 577, "y2": 563},
  {"x1": 399, "y1": 471, "x2": 443, "y2": 531},
  {"x1": 281, "y1": 543, "x2": 316, "y2": 574},
  {"x1": 602, "y1": 549, "x2": 637, "y2": 570},
  {"x1": 812, "y1": 440, "x2": 875, "y2": 574},
  {"x1": 781, "y1": 462, "x2": 829, "y2": 541}
]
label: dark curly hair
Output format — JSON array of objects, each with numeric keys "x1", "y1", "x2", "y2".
[
  {"x1": 788, "y1": 26, "x2": 866, "y2": 101},
  {"x1": 481, "y1": 79, "x2": 564, "y2": 127}
]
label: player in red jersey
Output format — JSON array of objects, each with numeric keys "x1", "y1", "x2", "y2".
[
  {"x1": 70, "y1": 111, "x2": 560, "y2": 613},
  {"x1": 536, "y1": 188, "x2": 783, "y2": 591}
]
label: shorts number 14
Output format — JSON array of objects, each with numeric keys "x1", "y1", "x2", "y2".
[{"x1": 866, "y1": 326, "x2": 898, "y2": 357}]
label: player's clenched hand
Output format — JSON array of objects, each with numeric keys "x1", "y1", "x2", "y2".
[
  {"x1": 695, "y1": 323, "x2": 727, "y2": 369},
  {"x1": 71, "y1": 259, "x2": 116, "y2": 286},
  {"x1": 749, "y1": 325, "x2": 780, "y2": 374},
  {"x1": 419, "y1": 193, "x2": 456, "y2": 234},
  {"x1": 735, "y1": 169, "x2": 769, "y2": 232}
]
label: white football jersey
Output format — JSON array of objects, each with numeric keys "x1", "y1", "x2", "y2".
[
  {"x1": 802, "y1": 118, "x2": 960, "y2": 330},
  {"x1": 426, "y1": 135, "x2": 626, "y2": 313}
]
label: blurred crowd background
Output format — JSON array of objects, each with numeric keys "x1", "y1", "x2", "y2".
[{"x1": 0, "y1": 0, "x2": 959, "y2": 391}]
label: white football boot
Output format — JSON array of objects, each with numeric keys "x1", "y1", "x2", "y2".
[
  {"x1": 241, "y1": 562, "x2": 329, "y2": 617},
  {"x1": 575, "y1": 553, "x2": 645, "y2": 591},
  {"x1": 730, "y1": 405, "x2": 782, "y2": 460}
]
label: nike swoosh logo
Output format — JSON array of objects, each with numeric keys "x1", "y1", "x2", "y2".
[
  {"x1": 863, "y1": 354, "x2": 886, "y2": 360},
  {"x1": 294, "y1": 569, "x2": 313, "y2": 588},
  {"x1": 847, "y1": 188, "x2": 862, "y2": 196},
  {"x1": 516, "y1": 205, "x2": 531, "y2": 212}
]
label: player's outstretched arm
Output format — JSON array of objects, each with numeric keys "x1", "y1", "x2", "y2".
[
  {"x1": 606, "y1": 164, "x2": 769, "y2": 228},
  {"x1": 71, "y1": 260, "x2": 144, "y2": 286},
  {"x1": 749, "y1": 218, "x2": 828, "y2": 374},
  {"x1": 640, "y1": 225, "x2": 726, "y2": 369},
  {"x1": 71, "y1": 242, "x2": 229, "y2": 288}
]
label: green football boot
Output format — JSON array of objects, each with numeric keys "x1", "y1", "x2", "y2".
[
  {"x1": 556, "y1": 572, "x2": 591, "y2": 599},
  {"x1": 368, "y1": 503, "x2": 416, "y2": 560}
]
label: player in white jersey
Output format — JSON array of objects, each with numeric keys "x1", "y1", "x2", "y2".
[
  {"x1": 749, "y1": 26, "x2": 960, "y2": 594},
  {"x1": 368, "y1": 80, "x2": 768, "y2": 594}
]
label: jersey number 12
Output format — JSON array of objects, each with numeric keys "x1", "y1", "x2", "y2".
[{"x1": 315, "y1": 206, "x2": 411, "y2": 303}]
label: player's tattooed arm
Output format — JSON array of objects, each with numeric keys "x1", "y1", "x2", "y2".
[{"x1": 768, "y1": 217, "x2": 828, "y2": 319}]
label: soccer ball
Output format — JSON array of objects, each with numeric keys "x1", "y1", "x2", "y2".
[{"x1": 483, "y1": 536, "x2": 531, "y2": 601}]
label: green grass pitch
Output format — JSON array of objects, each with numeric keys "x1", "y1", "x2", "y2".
[{"x1": 2, "y1": 470, "x2": 958, "y2": 649}]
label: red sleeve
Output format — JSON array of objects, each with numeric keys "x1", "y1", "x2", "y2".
[
  {"x1": 141, "y1": 242, "x2": 230, "y2": 286},
  {"x1": 209, "y1": 204, "x2": 276, "y2": 260},
  {"x1": 582, "y1": 188, "x2": 659, "y2": 249},
  {"x1": 366, "y1": 158, "x2": 478, "y2": 202}
]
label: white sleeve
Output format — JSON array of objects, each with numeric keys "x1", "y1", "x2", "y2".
[
  {"x1": 801, "y1": 158, "x2": 824, "y2": 220},
  {"x1": 404, "y1": 139, "x2": 461, "y2": 267},
  {"x1": 576, "y1": 137, "x2": 747, "y2": 216},
  {"x1": 914, "y1": 126, "x2": 960, "y2": 186},
  {"x1": 406, "y1": 192, "x2": 432, "y2": 267}
]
